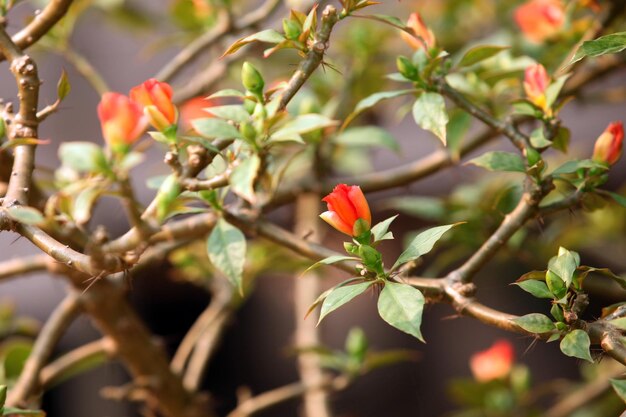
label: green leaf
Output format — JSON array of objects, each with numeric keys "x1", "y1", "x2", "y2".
[
  {"x1": 546, "y1": 270, "x2": 566, "y2": 299},
  {"x1": 0, "y1": 385, "x2": 5, "y2": 409},
  {"x1": 549, "y1": 248, "x2": 578, "y2": 287},
  {"x1": 344, "y1": 89, "x2": 414, "y2": 127},
  {"x1": 271, "y1": 114, "x2": 338, "y2": 143},
  {"x1": 208, "y1": 89, "x2": 246, "y2": 99},
  {"x1": 544, "y1": 74, "x2": 569, "y2": 109},
  {"x1": 550, "y1": 303, "x2": 565, "y2": 322},
  {"x1": 467, "y1": 151, "x2": 525, "y2": 173},
  {"x1": 392, "y1": 223, "x2": 460, "y2": 270},
  {"x1": 529, "y1": 128, "x2": 552, "y2": 148},
  {"x1": 412, "y1": 92, "x2": 448, "y2": 145},
  {"x1": 229, "y1": 154, "x2": 260, "y2": 204},
  {"x1": 458, "y1": 45, "x2": 508, "y2": 67},
  {"x1": 318, "y1": 281, "x2": 373, "y2": 324},
  {"x1": 305, "y1": 277, "x2": 363, "y2": 319},
  {"x1": 207, "y1": 218, "x2": 247, "y2": 291},
  {"x1": 551, "y1": 159, "x2": 607, "y2": 175},
  {"x1": 371, "y1": 215, "x2": 398, "y2": 242},
  {"x1": 512, "y1": 313, "x2": 555, "y2": 333},
  {"x1": 515, "y1": 280, "x2": 553, "y2": 299},
  {"x1": 57, "y1": 68, "x2": 71, "y2": 101},
  {"x1": 303, "y1": 255, "x2": 359, "y2": 274},
  {"x1": 72, "y1": 186, "x2": 102, "y2": 225},
  {"x1": 334, "y1": 126, "x2": 400, "y2": 152},
  {"x1": 570, "y1": 31, "x2": 626, "y2": 65},
  {"x1": 2, "y1": 406, "x2": 45, "y2": 416},
  {"x1": 222, "y1": 29, "x2": 285, "y2": 56},
  {"x1": 446, "y1": 110, "x2": 472, "y2": 161},
  {"x1": 58, "y1": 142, "x2": 108, "y2": 173},
  {"x1": 377, "y1": 282, "x2": 426, "y2": 342},
  {"x1": 205, "y1": 105, "x2": 250, "y2": 123},
  {"x1": 192, "y1": 118, "x2": 243, "y2": 139},
  {"x1": 5, "y1": 206, "x2": 44, "y2": 225},
  {"x1": 610, "y1": 379, "x2": 626, "y2": 403},
  {"x1": 1, "y1": 339, "x2": 32, "y2": 381},
  {"x1": 607, "y1": 191, "x2": 626, "y2": 208},
  {"x1": 560, "y1": 329, "x2": 593, "y2": 362}
]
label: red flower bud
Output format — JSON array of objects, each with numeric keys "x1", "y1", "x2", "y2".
[
  {"x1": 514, "y1": 0, "x2": 565, "y2": 43},
  {"x1": 320, "y1": 184, "x2": 371, "y2": 236},
  {"x1": 524, "y1": 63, "x2": 550, "y2": 109},
  {"x1": 401, "y1": 12, "x2": 436, "y2": 51},
  {"x1": 97, "y1": 92, "x2": 145, "y2": 149},
  {"x1": 129, "y1": 78, "x2": 178, "y2": 131},
  {"x1": 470, "y1": 340, "x2": 515, "y2": 382},
  {"x1": 593, "y1": 121, "x2": 624, "y2": 166}
]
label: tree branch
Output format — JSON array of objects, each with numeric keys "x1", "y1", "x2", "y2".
[{"x1": 0, "y1": 253, "x2": 50, "y2": 282}]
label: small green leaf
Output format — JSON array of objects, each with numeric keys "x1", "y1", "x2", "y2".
[
  {"x1": 192, "y1": 118, "x2": 243, "y2": 139},
  {"x1": 607, "y1": 191, "x2": 626, "y2": 208},
  {"x1": 546, "y1": 270, "x2": 566, "y2": 299},
  {"x1": 59, "y1": 142, "x2": 108, "y2": 173},
  {"x1": 392, "y1": 223, "x2": 460, "y2": 270},
  {"x1": 208, "y1": 89, "x2": 246, "y2": 99},
  {"x1": 377, "y1": 282, "x2": 426, "y2": 342},
  {"x1": 72, "y1": 186, "x2": 102, "y2": 225},
  {"x1": 2, "y1": 407, "x2": 45, "y2": 416},
  {"x1": 318, "y1": 281, "x2": 373, "y2": 324},
  {"x1": 205, "y1": 105, "x2": 250, "y2": 123},
  {"x1": 610, "y1": 379, "x2": 626, "y2": 403},
  {"x1": 0, "y1": 385, "x2": 5, "y2": 409},
  {"x1": 412, "y1": 92, "x2": 448, "y2": 145},
  {"x1": 154, "y1": 174, "x2": 181, "y2": 221},
  {"x1": 468, "y1": 151, "x2": 525, "y2": 173},
  {"x1": 446, "y1": 110, "x2": 472, "y2": 161},
  {"x1": 222, "y1": 29, "x2": 285, "y2": 56},
  {"x1": 57, "y1": 68, "x2": 71, "y2": 101},
  {"x1": 303, "y1": 255, "x2": 359, "y2": 274},
  {"x1": 544, "y1": 74, "x2": 569, "y2": 109},
  {"x1": 550, "y1": 304, "x2": 565, "y2": 322},
  {"x1": 570, "y1": 31, "x2": 626, "y2": 65},
  {"x1": 371, "y1": 215, "x2": 398, "y2": 242},
  {"x1": 551, "y1": 159, "x2": 607, "y2": 175},
  {"x1": 560, "y1": 329, "x2": 593, "y2": 362},
  {"x1": 515, "y1": 280, "x2": 553, "y2": 299},
  {"x1": 549, "y1": 248, "x2": 578, "y2": 287},
  {"x1": 229, "y1": 154, "x2": 260, "y2": 204},
  {"x1": 458, "y1": 45, "x2": 508, "y2": 67},
  {"x1": 334, "y1": 126, "x2": 400, "y2": 152},
  {"x1": 512, "y1": 313, "x2": 555, "y2": 333},
  {"x1": 344, "y1": 89, "x2": 414, "y2": 127},
  {"x1": 207, "y1": 218, "x2": 247, "y2": 291},
  {"x1": 271, "y1": 114, "x2": 338, "y2": 142},
  {"x1": 5, "y1": 206, "x2": 44, "y2": 225},
  {"x1": 529, "y1": 128, "x2": 552, "y2": 148}
]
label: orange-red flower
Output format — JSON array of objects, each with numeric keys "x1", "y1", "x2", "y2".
[
  {"x1": 401, "y1": 12, "x2": 436, "y2": 51},
  {"x1": 593, "y1": 121, "x2": 624, "y2": 166},
  {"x1": 97, "y1": 92, "x2": 145, "y2": 150},
  {"x1": 179, "y1": 96, "x2": 217, "y2": 131},
  {"x1": 524, "y1": 63, "x2": 550, "y2": 109},
  {"x1": 321, "y1": 184, "x2": 371, "y2": 236},
  {"x1": 470, "y1": 340, "x2": 515, "y2": 382},
  {"x1": 130, "y1": 78, "x2": 178, "y2": 131},
  {"x1": 514, "y1": 0, "x2": 565, "y2": 43}
]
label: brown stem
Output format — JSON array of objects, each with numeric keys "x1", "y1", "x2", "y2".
[
  {"x1": 0, "y1": 253, "x2": 49, "y2": 282},
  {"x1": 7, "y1": 293, "x2": 81, "y2": 406},
  {"x1": 0, "y1": 0, "x2": 74, "y2": 63}
]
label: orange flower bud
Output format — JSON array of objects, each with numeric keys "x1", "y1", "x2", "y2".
[
  {"x1": 514, "y1": 0, "x2": 565, "y2": 43},
  {"x1": 523, "y1": 63, "x2": 550, "y2": 109},
  {"x1": 320, "y1": 184, "x2": 372, "y2": 236},
  {"x1": 470, "y1": 340, "x2": 515, "y2": 382},
  {"x1": 97, "y1": 92, "x2": 145, "y2": 149},
  {"x1": 401, "y1": 12, "x2": 436, "y2": 51},
  {"x1": 593, "y1": 121, "x2": 624, "y2": 166},
  {"x1": 180, "y1": 96, "x2": 217, "y2": 131},
  {"x1": 129, "y1": 78, "x2": 178, "y2": 131}
]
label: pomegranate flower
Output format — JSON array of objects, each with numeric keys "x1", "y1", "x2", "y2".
[
  {"x1": 321, "y1": 184, "x2": 371, "y2": 236},
  {"x1": 524, "y1": 63, "x2": 550, "y2": 109},
  {"x1": 593, "y1": 121, "x2": 624, "y2": 166},
  {"x1": 470, "y1": 340, "x2": 515, "y2": 382},
  {"x1": 97, "y1": 92, "x2": 145, "y2": 151},
  {"x1": 514, "y1": 0, "x2": 565, "y2": 43},
  {"x1": 401, "y1": 12, "x2": 436, "y2": 51},
  {"x1": 130, "y1": 78, "x2": 178, "y2": 132}
]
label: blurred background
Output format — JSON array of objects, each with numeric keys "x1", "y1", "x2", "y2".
[{"x1": 0, "y1": 0, "x2": 625, "y2": 416}]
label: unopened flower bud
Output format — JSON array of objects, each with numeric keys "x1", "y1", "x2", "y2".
[
  {"x1": 241, "y1": 62, "x2": 265, "y2": 96},
  {"x1": 514, "y1": 0, "x2": 565, "y2": 43},
  {"x1": 523, "y1": 63, "x2": 550, "y2": 110},
  {"x1": 592, "y1": 121, "x2": 623, "y2": 166},
  {"x1": 401, "y1": 12, "x2": 436, "y2": 51}
]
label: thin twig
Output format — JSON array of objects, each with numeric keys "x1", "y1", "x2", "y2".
[
  {"x1": 0, "y1": 253, "x2": 50, "y2": 282},
  {"x1": 7, "y1": 293, "x2": 82, "y2": 406}
]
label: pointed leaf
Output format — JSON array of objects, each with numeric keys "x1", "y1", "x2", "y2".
[
  {"x1": 392, "y1": 223, "x2": 460, "y2": 270},
  {"x1": 222, "y1": 29, "x2": 285, "y2": 56},
  {"x1": 344, "y1": 89, "x2": 414, "y2": 127},
  {"x1": 371, "y1": 215, "x2": 398, "y2": 242},
  {"x1": 458, "y1": 45, "x2": 509, "y2": 67},
  {"x1": 229, "y1": 154, "x2": 261, "y2": 204},
  {"x1": 515, "y1": 280, "x2": 553, "y2": 299},
  {"x1": 570, "y1": 32, "x2": 626, "y2": 65},
  {"x1": 57, "y1": 68, "x2": 71, "y2": 101},
  {"x1": 205, "y1": 105, "x2": 250, "y2": 123},
  {"x1": 303, "y1": 255, "x2": 359, "y2": 274},
  {"x1": 207, "y1": 218, "x2": 246, "y2": 291},
  {"x1": 192, "y1": 118, "x2": 243, "y2": 139},
  {"x1": 512, "y1": 313, "x2": 555, "y2": 333},
  {"x1": 377, "y1": 282, "x2": 426, "y2": 342},
  {"x1": 318, "y1": 281, "x2": 373, "y2": 324},
  {"x1": 5, "y1": 206, "x2": 44, "y2": 225},
  {"x1": 412, "y1": 92, "x2": 448, "y2": 145},
  {"x1": 468, "y1": 151, "x2": 525, "y2": 173},
  {"x1": 271, "y1": 114, "x2": 338, "y2": 142},
  {"x1": 560, "y1": 329, "x2": 593, "y2": 362}
]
